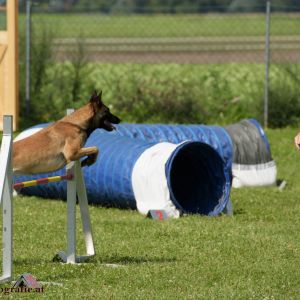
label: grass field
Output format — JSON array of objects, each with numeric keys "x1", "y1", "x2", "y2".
[
  {"x1": 1, "y1": 126, "x2": 300, "y2": 299},
  {"x1": 16, "y1": 13, "x2": 300, "y2": 38},
  {"x1": 17, "y1": 13, "x2": 300, "y2": 64},
  {"x1": 0, "y1": 11, "x2": 298, "y2": 37}
]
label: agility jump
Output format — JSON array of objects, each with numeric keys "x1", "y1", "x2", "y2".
[
  {"x1": 13, "y1": 174, "x2": 73, "y2": 189},
  {"x1": 0, "y1": 115, "x2": 95, "y2": 284}
]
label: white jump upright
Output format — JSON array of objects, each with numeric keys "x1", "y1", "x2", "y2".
[
  {"x1": 57, "y1": 159, "x2": 95, "y2": 263},
  {"x1": 0, "y1": 115, "x2": 95, "y2": 283},
  {"x1": 0, "y1": 116, "x2": 13, "y2": 283}
]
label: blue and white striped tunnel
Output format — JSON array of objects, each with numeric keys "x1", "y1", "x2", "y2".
[
  {"x1": 14, "y1": 125, "x2": 232, "y2": 217},
  {"x1": 101, "y1": 121, "x2": 276, "y2": 188}
]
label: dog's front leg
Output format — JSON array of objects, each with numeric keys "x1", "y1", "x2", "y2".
[
  {"x1": 63, "y1": 143, "x2": 99, "y2": 167},
  {"x1": 81, "y1": 150, "x2": 99, "y2": 167}
]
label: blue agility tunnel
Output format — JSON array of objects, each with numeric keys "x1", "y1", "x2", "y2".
[
  {"x1": 14, "y1": 125, "x2": 232, "y2": 217},
  {"x1": 112, "y1": 123, "x2": 233, "y2": 174},
  {"x1": 106, "y1": 120, "x2": 276, "y2": 188}
]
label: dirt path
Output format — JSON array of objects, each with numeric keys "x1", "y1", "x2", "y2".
[{"x1": 53, "y1": 36, "x2": 300, "y2": 63}]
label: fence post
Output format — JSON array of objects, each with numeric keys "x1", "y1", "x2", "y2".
[
  {"x1": 25, "y1": 0, "x2": 32, "y2": 116},
  {"x1": 0, "y1": 0, "x2": 19, "y2": 131},
  {"x1": 264, "y1": 0, "x2": 271, "y2": 128}
]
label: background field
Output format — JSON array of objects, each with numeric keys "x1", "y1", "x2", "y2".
[
  {"x1": 15, "y1": 11, "x2": 300, "y2": 131},
  {"x1": 1, "y1": 126, "x2": 300, "y2": 299},
  {"x1": 20, "y1": 13, "x2": 300, "y2": 37},
  {"x1": 17, "y1": 13, "x2": 300, "y2": 64}
]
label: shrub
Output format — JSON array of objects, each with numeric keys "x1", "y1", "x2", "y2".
[
  {"x1": 267, "y1": 64, "x2": 300, "y2": 128},
  {"x1": 19, "y1": 24, "x2": 55, "y2": 127},
  {"x1": 19, "y1": 25, "x2": 90, "y2": 127},
  {"x1": 19, "y1": 57, "x2": 300, "y2": 128}
]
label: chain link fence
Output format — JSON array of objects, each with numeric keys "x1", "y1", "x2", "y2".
[
  {"x1": 3, "y1": 1, "x2": 300, "y2": 127},
  {"x1": 21, "y1": 2, "x2": 300, "y2": 64}
]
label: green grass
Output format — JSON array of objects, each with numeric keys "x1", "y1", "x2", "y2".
[
  {"x1": 17, "y1": 13, "x2": 300, "y2": 38},
  {"x1": 1, "y1": 126, "x2": 300, "y2": 299},
  {"x1": 0, "y1": 9, "x2": 299, "y2": 37}
]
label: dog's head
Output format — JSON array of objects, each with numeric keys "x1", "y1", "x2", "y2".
[{"x1": 89, "y1": 90, "x2": 121, "y2": 131}]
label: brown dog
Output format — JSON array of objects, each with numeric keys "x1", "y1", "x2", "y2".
[{"x1": 13, "y1": 91, "x2": 120, "y2": 175}]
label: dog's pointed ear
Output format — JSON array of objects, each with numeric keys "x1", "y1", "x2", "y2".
[
  {"x1": 98, "y1": 90, "x2": 102, "y2": 101},
  {"x1": 90, "y1": 90, "x2": 102, "y2": 105},
  {"x1": 90, "y1": 90, "x2": 98, "y2": 102}
]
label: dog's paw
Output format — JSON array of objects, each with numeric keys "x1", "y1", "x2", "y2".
[
  {"x1": 81, "y1": 154, "x2": 98, "y2": 167},
  {"x1": 86, "y1": 157, "x2": 97, "y2": 166},
  {"x1": 86, "y1": 160, "x2": 96, "y2": 166},
  {"x1": 81, "y1": 159, "x2": 89, "y2": 167}
]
